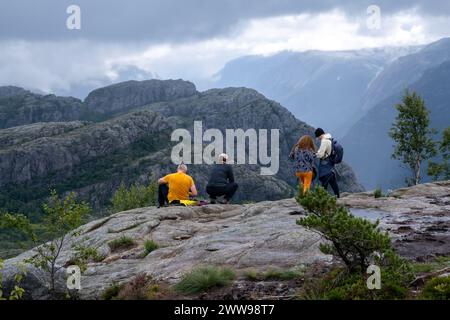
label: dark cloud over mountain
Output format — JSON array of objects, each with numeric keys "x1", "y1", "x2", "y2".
[{"x1": 1, "y1": 0, "x2": 449, "y2": 42}]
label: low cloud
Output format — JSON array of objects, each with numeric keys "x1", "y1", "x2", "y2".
[{"x1": 0, "y1": 5, "x2": 450, "y2": 97}]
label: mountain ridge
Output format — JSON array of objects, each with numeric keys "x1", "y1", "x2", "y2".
[
  {"x1": 213, "y1": 46, "x2": 421, "y2": 136},
  {"x1": 343, "y1": 54, "x2": 450, "y2": 189},
  {"x1": 0, "y1": 80, "x2": 363, "y2": 219}
]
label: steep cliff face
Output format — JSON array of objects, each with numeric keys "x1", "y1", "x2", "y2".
[
  {"x1": 84, "y1": 79, "x2": 198, "y2": 116},
  {"x1": 0, "y1": 121, "x2": 87, "y2": 148},
  {"x1": 0, "y1": 111, "x2": 170, "y2": 186},
  {"x1": 0, "y1": 83, "x2": 363, "y2": 216},
  {"x1": 0, "y1": 89, "x2": 86, "y2": 129},
  {"x1": 0, "y1": 79, "x2": 198, "y2": 130},
  {"x1": 0, "y1": 111, "x2": 172, "y2": 213}
]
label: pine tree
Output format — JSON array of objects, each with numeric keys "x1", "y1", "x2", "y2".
[{"x1": 389, "y1": 90, "x2": 436, "y2": 185}]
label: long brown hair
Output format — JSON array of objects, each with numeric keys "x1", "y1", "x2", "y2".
[{"x1": 293, "y1": 135, "x2": 316, "y2": 152}]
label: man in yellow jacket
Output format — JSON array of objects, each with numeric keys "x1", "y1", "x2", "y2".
[{"x1": 158, "y1": 163, "x2": 198, "y2": 207}]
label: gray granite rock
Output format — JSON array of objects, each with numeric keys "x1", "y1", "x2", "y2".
[{"x1": 2, "y1": 181, "x2": 449, "y2": 299}]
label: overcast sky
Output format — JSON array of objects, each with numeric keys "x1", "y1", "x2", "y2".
[{"x1": 1, "y1": 0, "x2": 450, "y2": 97}]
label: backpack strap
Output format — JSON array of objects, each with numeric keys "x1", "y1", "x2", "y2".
[{"x1": 324, "y1": 138, "x2": 333, "y2": 158}]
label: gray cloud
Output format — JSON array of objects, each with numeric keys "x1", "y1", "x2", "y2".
[
  {"x1": 1, "y1": 0, "x2": 450, "y2": 43},
  {"x1": 1, "y1": 1, "x2": 450, "y2": 98}
]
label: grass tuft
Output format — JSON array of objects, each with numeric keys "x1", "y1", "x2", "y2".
[
  {"x1": 108, "y1": 236, "x2": 135, "y2": 252},
  {"x1": 141, "y1": 240, "x2": 159, "y2": 257},
  {"x1": 243, "y1": 267, "x2": 304, "y2": 281},
  {"x1": 174, "y1": 266, "x2": 236, "y2": 295}
]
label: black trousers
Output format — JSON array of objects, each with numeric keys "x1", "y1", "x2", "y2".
[
  {"x1": 158, "y1": 184, "x2": 169, "y2": 207},
  {"x1": 319, "y1": 172, "x2": 340, "y2": 198},
  {"x1": 206, "y1": 183, "x2": 238, "y2": 200}
]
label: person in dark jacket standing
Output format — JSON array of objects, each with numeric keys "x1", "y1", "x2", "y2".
[
  {"x1": 315, "y1": 128, "x2": 340, "y2": 198},
  {"x1": 206, "y1": 153, "x2": 238, "y2": 204}
]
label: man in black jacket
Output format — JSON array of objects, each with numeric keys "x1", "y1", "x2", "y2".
[{"x1": 206, "y1": 153, "x2": 238, "y2": 204}]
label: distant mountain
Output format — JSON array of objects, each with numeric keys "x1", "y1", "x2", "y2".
[
  {"x1": 0, "y1": 87, "x2": 85, "y2": 129},
  {"x1": 84, "y1": 79, "x2": 197, "y2": 116},
  {"x1": 0, "y1": 80, "x2": 363, "y2": 219},
  {"x1": 214, "y1": 47, "x2": 419, "y2": 136},
  {"x1": 342, "y1": 60, "x2": 450, "y2": 189},
  {"x1": 360, "y1": 38, "x2": 450, "y2": 114},
  {"x1": 0, "y1": 80, "x2": 197, "y2": 129}
]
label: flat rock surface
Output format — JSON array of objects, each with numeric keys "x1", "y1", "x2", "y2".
[
  {"x1": 340, "y1": 180, "x2": 450, "y2": 260},
  {"x1": 3, "y1": 199, "x2": 328, "y2": 299},
  {"x1": 2, "y1": 181, "x2": 449, "y2": 299}
]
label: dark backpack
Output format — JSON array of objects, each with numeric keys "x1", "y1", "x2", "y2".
[{"x1": 329, "y1": 138, "x2": 344, "y2": 164}]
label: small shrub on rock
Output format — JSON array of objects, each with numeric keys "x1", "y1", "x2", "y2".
[
  {"x1": 0, "y1": 190, "x2": 90, "y2": 297},
  {"x1": 373, "y1": 188, "x2": 384, "y2": 198},
  {"x1": 299, "y1": 263, "x2": 411, "y2": 300},
  {"x1": 117, "y1": 273, "x2": 151, "y2": 300},
  {"x1": 296, "y1": 186, "x2": 391, "y2": 272},
  {"x1": 67, "y1": 245, "x2": 106, "y2": 272},
  {"x1": 296, "y1": 186, "x2": 413, "y2": 299}
]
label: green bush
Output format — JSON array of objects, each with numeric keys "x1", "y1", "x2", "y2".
[
  {"x1": 0, "y1": 190, "x2": 90, "y2": 296},
  {"x1": 111, "y1": 182, "x2": 157, "y2": 213},
  {"x1": 296, "y1": 186, "x2": 413, "y2": 300},
  {"x1": 420, "y1": 276, "x2": 450, "y2": 300},
  {"x1": 174, "y1": 266, "x2": 236, "y2": 295},
  {"x1": 68, "y1": 245, "x2": 106, "y2": 272},
  {"x1": 297, "y1": 186, "x2": 391, "y2": 272},
  {"x1": 299, "y1": 263, "x2": 411, "y2": 300},
  {"x1": 108, "y1": 236, "x2": 136, "y2": 252}
]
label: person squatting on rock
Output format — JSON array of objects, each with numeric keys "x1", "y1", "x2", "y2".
[
  {"x1": 315, "y1": 127, "x2": 340, "y2": 198},
  {"x1": 289, "y1": 135, "x2": 317, "y2": 194},
  {"x1": 206, "y1": 153, "x2": 239, "y2": 204},
  {"x1": 158, "y1": 163, "x2": 198, "y2": 207}
]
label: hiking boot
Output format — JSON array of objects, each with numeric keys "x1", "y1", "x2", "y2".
[{"x1": 217, "y1": 198, "x2": 229, "y2": 204}]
